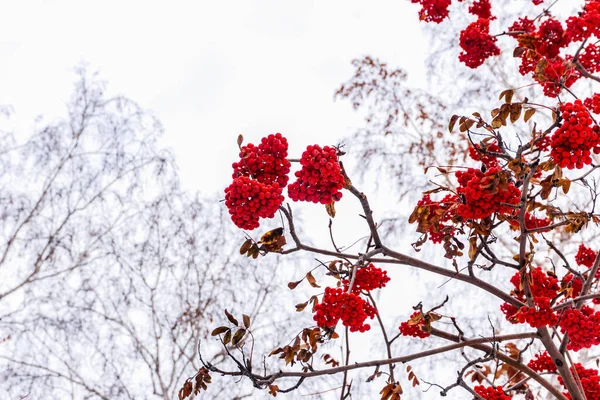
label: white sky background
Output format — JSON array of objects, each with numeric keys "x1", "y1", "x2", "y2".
[
  {"x1": 0, "y1": 0, "x2": 429, "y2": 196},
  {"x1": 0, "y1": 1, "x2": 461, "y2": 398}
]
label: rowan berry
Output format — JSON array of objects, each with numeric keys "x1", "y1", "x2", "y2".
[
  {"x1": 343, "y1": 264, "x2": 390, "y2": 293},
  {"x1": 585, "y1": 93, "x2": 600, "y2": 114},
  {"x1": 399, "y1": 312, "x2": 430, "y2": 338},
  {"x1": 576, "y1": 244, "x2": 598, "y2": 268},
  {"x1": 469, "y1": 0, "x2": 493, "y2": 20},
  {"x1": 550, "y1": 100, "x2": 600, "y2": 169},
  {"x1": 224, "y1": 177, "x2": 284, "y2": 230},
  {"x1": 458, "y1": 18, "x2": 501, "y2": 69},
  {"x1": 232, "y1": 133, "x2": 291, "y2": 187},
  {"x1": 528, "y1": 352, "x2": 557, "y2": 373},
  {"x1": 313, "y1": 287, "x2": 376, "y2": 332},
  {"x1": 288, "y1": 145, "x2": 345, "y2": 204},
  {"x1": 414, "y1": 194, "x2": 457, "y2": 243},
  {"x1": 455, "y1": 167, "x2": 520, "y2": 220},
  {"x1": 473, "y1": 385, "x2": 511, "y2": 400},
  {"x1": 410, "y1": 0, "x2": 452, "y2": 23}
]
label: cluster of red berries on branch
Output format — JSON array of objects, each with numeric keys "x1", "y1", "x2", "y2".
[
  {"x1": 412, "y1": 0, "x2": 600, "y2": 97},
  {"x1": 410, "y1": 0, "x2": 451, "y2": 23},
  {"x1": 455, "y1": 167, "x2": 520, "y2": 220},
  {"x1": 468, "y1": 0, "x2": 493, "y2": 20},
  {"x1": 550, "y1": 100, "x2": 600, "y2": 169},
  {"x1": 458, "y1": 18, "x2": 501, "y2": 69},
  {"x1": 232, "y1": 133, "x2": 291, "y2": 187},
  {"x1": 515, "y1": 297, "x2": 558, "y2": 328},
  {"x1": 559, "y1": 363, "x2": 600, "y2": 400},
  {"x1": 576, "y1": 243, "x2": 599, "y2": 272},
  {"x1": 313, "y1": 287, "x2": 377, "y2": 332},
  {"x1": 287, "y1": 145, "x2": 345, "y2": 205},
  {"x1": 508, "y1": 212, "x2": 551, "y2": 232},
  {"x1": 225, "y1": 133, "x2": 291, "y2": 229},
  {"x1": 473, "y1": 385, "x2": 511, "y2": 400},
  {"x1": 559, "y1": 305, "x2": 600, "y2": 351},
  {"x1": 224, "y1": 177, "x2": 284, "y2": 230},
  {"x1": 398, "y1": 312, "x2": 431, "y2": 338},
  {"x1": 565, "y1": 0, "x2": 600, "y2": 43},
  {"x1": 536, "y1": 57, "x2": 581, "y2": 98},
  {"x1": 413, "y1": 194, "x2": 457, "y2": 243},
  {"x1": 561, "y1": 273, "x2": 583, "y2": 299},
  {"x1": 468, "y1": 141, "x2": 500, "y2": 168},
  {"x1": 501, "y1": 267, "x2": 560, "y2": 327},
  {"x1": 575, "y1": 244, "x2": 598, "y2": 268},
  {"x1": 342, "y1": 264, "x2": 390, "y2": 293},
  {"x1": 527, "y1": 351, "x2": 557, "y2": 373},
  {"x1": 580, "y1": 43, "x2": 600, "y2": 74},
  {"x1": 585, "y1": 93, "x2": 600, "y2": 114}
]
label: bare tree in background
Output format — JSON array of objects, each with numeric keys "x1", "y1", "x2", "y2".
[{"x1": 0, "y1": 70, "x2": 289, "y2": 399}]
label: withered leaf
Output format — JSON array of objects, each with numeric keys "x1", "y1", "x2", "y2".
[
  {"x1": 211, "y1": 326, "x2": 230, "y2": 336},
  {"x1": 509, "y1": 103, "x2": 522, "y2": 123},
  {"x1": 223, "y1": 329, "x2": 232, "y2": 345},
  {"x1": 448, "y1": 114, "x2": 459, "y2": 132},
  {"x1": 179, "y1": 381, "x2": 193, "y2": 400},
  {"x1": 468, "y1": 236, "x2": 478, "y2": 260},
  {"x1": 288, "y1": 280, "x2": 302, "y2": 290},
  {"x1": 232, "y1": 328, "x2": 246, "y2": 346},
  {"x1": 306, "y1": 271, "x2": 320, "y2": 288},
  {"x1": 242, "y1": 314, "x2": 251, "y2": 329},
  {"x1": 295, "y1": 301, "x2": 309, "y2": 312},
  {"x1": 524, "y1": 108, "x2": 536, "y2": 122},
  {"x1": 325, "y1": 201, "x2": 336, "y2": 218},
  {"x1": 224, "y1": 309, "x2": 239, "y2": 326},
  {"x1": 513, "y1": 47, "x2": 526, "y2": 57},
  {"x1": 239, "y1": 239, "x2": 252, "y2": 255},
  {"x1": 237, "y1": 134, "x2": 244, "y2": 148},
  {"x1": 499, "y1": 89, "x2": 515, "y2": 104},
  {"x1": 268, "y1": 384, "x2": 279, "y2": 397}
]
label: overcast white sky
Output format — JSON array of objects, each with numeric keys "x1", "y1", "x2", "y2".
[{"x1": 0, "y1": 0, "x2": 429, "y2": 195}]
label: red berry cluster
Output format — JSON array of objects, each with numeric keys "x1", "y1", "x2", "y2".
[
  {"x1": 565, "y1": 0, "x2": 600, "y2": 43},
  {"x1": 558, "y1": 305, "x2": 600, "y2": 351},
  {"x1": 559, "y1": 363, "x2": 600, "y2": 400},
  {"x1": 410, "y1": 0, "x2": 451, "y2": 23},
  {"x1": 469, "y1": 141, "x2": 500, "y2": 167},
  {"x1": 550, "y1": 100, "x2": 600, "y2": 169},
  {"x1": 580, "y1": 43, "x2": 600, "y2": 74},
  {"x1": 287, "y1": 145, "x2": 345, "y2": 204},
  {"x1": 313, "y1": 287, "x2": 376, "y2": 332},
  {"x1": 561, "y1": 274, "x2": 583, "y2": 299},
  {"x1": 232, "y1": 133, "x2": 291, "y2": 187},
  {"x1": 527, "y1": 352, "x2": 557, "y2": 373},
  {"x1": 468, "y1": 0, "x2": 493, "y2": 20},
  {"x1": 506, "y1": 16, "x2": 585, "y2": 97},
  {"x1": 458, "y1": 18, "x2": 501, "y2": 69},
  {"x1": 455, "y1": 167, "x2": 520, "y2": 220},
  {"x1": 501, "y1": 267, "x2": 560, "y2": 325},
  {"x1": 525, "y1": 212, "x2": 551, "y2": 231},
  {"x1": 515, "y1": 297, "x2": 557, "y2": 328},
  {"x1": 509, "y1": 212, "x2": 551, "y2": 232},
  {"x1": 535, "y1": 19, "x2": 569, "y2": 59},
  {"x1": 398, "y1": 312, "x2": 430, "y2": 338},
  {"x1": 343, "y1": 264, "x2": 390, "y2": 293},
  {"x1": 576, "y1": 244, "x2": 598, "y2": 268},
  {"x1": 415, "y1": 194, "x2": 457, "y2": 243},
  {"x1": 473, "y1": 385, "x2": 512, "y2": 400},
  {"x1": 224, "y1": 177, "x2": 284, "y2": 230},
  {"x1": 536, "y1": 57, "x2": 580, "y2": 98},
  {"x1": 585, "y1": 93, "x2": 600, "y2": 114}
]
